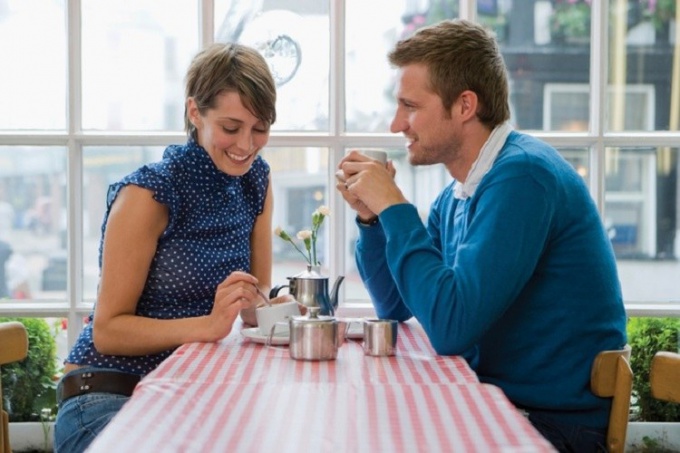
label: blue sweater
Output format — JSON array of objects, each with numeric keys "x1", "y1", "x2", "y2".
[{"x1": 356, "y1": 131, "x2": 627, "y2": 429}]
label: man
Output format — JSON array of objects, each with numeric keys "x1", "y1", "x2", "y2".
[{"x1": 337, "y1": 19, "x2": 627, "y2": 452}]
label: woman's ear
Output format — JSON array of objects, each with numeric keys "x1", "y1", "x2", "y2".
[{"x1": 186, "y1": 97, "x2": 202, "y2": 129}]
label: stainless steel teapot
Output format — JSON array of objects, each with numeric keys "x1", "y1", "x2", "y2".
[{"x1": 269, "y1": 265, "x2": 344, "y2": 316}]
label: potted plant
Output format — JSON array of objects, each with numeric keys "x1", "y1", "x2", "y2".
[
  {"x1": 1, "y1": 317, "x2": 59, "y2": 452},
  {"x1": 626, "y1": 317, "x2": 680, "y2": 452}
]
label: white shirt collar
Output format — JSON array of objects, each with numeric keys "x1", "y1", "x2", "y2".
[{"x1": 453, "y1": 122, "x2": 513, "y2": 200}]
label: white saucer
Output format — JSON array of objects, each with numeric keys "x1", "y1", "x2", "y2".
[
  {"x1": 241, "y1": 327, "x2": 289, "y2": 346},
  {"x1": 345, "y1": 320, "x2": 364, "y2": 340}
]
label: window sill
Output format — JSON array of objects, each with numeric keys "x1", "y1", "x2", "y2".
[{"x1": 625, "y1": 302, "x2": 680, "y2": 317}]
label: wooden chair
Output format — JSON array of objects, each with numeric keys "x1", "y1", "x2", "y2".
[
  {"x1": 650, "y1": 351, "x2": 680, "y2": 404},
  {"x1": 590, "y1": 344, "x2": 633, "y2": 453},
  {"x1": 0, "y1": 322, "x2": 29, "y2": 453}
]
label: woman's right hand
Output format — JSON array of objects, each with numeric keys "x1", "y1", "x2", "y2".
[{"x1": 205, "y1": 271, "x2": 260, "y2": 341}]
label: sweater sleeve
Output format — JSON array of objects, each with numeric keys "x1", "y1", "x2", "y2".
[
  {"x1": 378, "y1": 172, "x2": 552, "y2": 356},
  {"x1": 355, "y1": 217, "x2": 413, "y2": 321}
]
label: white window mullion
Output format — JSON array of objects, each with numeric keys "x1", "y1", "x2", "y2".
[
  {"x1": 199, "y1": 0, "x2": 214, "y2": 47},
  {"x1": 460, "y1": 0, "x2": 476, "y2": 21},
  {"x1": 329, "y1": 0, "x2": 346, "y2": 292},
  {"x1": 589, "y1": 0, "x2": 609, "y2": 215},
  {"x1": 67, "y1": 0, "x2": 85, "y2": 346}
]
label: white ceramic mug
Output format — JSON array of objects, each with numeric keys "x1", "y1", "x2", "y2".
[
  {"x1": 256, "y1": 301, "x2": 301, "y2": 336},
  {"x1": 336, "y1": 149, "x2": 388, "y2": 183},
  {"x1": 358, "y1": 149, "x2": 388, "y2": 164}
]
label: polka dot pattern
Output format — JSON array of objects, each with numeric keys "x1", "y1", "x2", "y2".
[{"x1": 66, "y1": 138, "x2": 270, "y2": 375}]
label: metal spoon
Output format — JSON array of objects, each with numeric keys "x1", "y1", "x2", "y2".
[{"x1": 256, "y1": 287, "x2": 272, "y2": 307}]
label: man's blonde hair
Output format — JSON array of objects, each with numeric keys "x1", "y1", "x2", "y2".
[{"x1": 389, "y1": 19, "x2": 510, "y2": 127}]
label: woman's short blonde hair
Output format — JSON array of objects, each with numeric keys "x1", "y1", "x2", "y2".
[{"x1": 184, "y1": 43, "x2": 277, "y2": 137}]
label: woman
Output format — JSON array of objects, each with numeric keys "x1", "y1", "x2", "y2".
[{"x1": 54, "y1": 43, "x2": 281, "y2": 453}]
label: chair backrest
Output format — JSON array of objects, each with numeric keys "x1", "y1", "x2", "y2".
[
  {"x1": 650, "y1": 351, "x2": 680, "y2": 404},
  {"x1": 590, "y1": 344, "x2": 633, "y2": 453},
  {"x1": 0, "y1": 321, "x2": 29, "y2": 453}
]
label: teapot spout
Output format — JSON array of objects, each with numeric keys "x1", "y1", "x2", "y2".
[{"x1": 330, "y1": 275, "x2": 345, "y2": 313}]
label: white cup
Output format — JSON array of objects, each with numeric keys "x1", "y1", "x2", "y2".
[
  {"x1": 256, "y1": 301, "x2": 301, "y2": 336},
  {"x1": 336, "y1": 149, "x2": 388, "y2": 182},
  {"x1": 358, "y1": 149, "x2": 388, "y2": 164}
]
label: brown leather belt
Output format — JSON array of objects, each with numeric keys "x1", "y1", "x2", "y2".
[{"x1": 57, "y1": 370, "x2": 141, "y2": 404}]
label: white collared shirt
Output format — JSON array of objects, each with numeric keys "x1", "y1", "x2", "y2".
[{"x1": 453, "y1": 122, "x2": 513, "y2": 200}]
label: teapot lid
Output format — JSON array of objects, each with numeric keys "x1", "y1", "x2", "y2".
[
  {"x1": 290, "y1": 265, "x2": 326, "y2": 280},
  {"x1": 291, "y1": 306, "x2": 334, "y2": 324}
]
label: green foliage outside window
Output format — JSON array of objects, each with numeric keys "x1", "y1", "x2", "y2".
[
  {"x1": 549, "y1": 0, "x2": 677, "y2": 43},
  {"x1": 400, "y1": 0, "x2": 506, "y2": 42},
  {"x1": 0, "y1": 317, "x2": 58, "y2": 422},
  {"x1": 627, "y1": 317, "x2": 680, "y2": 422},
  {"x1": 642, "y1": 0, "x2": 676, "y2": 31},
  {"x1": 550, "y1": 1, "x2": 591, "y2": 41}
]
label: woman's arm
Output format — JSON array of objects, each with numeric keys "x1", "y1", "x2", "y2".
[
  {"x1": 92, "y1": 185, "x2": 254, "y2": 356},
  {"x1": 241, "y1": 176, "x2": 274, "y2": 326}
]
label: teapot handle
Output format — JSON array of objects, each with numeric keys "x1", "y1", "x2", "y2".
[{"x1": 269, "y1": 284, "x2": 289, "y2": 299}]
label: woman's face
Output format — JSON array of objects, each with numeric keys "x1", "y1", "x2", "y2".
[{"x1": 188, "y1": 91, "x2": 270, "y2": 176}]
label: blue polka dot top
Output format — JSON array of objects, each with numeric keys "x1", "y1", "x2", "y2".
[{"x1": 65, "y1": 138, "x2": 270, "y2": 376}]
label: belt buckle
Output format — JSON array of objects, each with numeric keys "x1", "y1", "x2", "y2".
[
  {"x1": 79, "y1": 371, "x2": 93, "y2": 391},
  {"x1": 57, "y1": 370, "x2": 95, "y2": 404}
]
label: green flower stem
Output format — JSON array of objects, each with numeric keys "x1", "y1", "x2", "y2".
[
  {"x1": 303, "y1": 237, "x2": 312, "y2": 265},
  {"x1": 311, "y1": 232, "x2": 317, "y2": 266},
  {"x1": 287, "y1": 238, "x2": 311, "y2": 264}
]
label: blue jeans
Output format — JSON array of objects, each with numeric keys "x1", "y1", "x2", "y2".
[
  {"x1": 527, "y1": 411, "x2": 607, "y2": 453},
  {"x1": 53, "y1": 367, "x2": 132, "y2": 453}
]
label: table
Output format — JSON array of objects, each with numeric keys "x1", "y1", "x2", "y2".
[{"x1": 87, "y1": 317, "x2": 556, "y2": 452}]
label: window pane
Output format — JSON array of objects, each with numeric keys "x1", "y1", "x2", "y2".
[
  {"x1": 82, "y1": 146, "x2": 165, "y2": 300},
  {"x1": 0, "y1": 0, "x2": 66, "y2": 130},
  {"x1": 0, "y1": 147, "x2": 66, "y2": 301},
  {"x1": 345, "y1": 0, "x2": 411, "y2": 133},
  {"x1": 215, "y1": 2, "x2": 330, "y2": 131},
  {"x1": 81, "y1": 1, "x2": 198, "y2": 131},
  {"x1": 262, "y1": 147, "x2": 329, "y2": 283},
  {"x1": 504, "y1": 1, "x2": 591, "y2": 131},
  {"x1": 345, "y1": 0, "x2": 508, "y2": 132},
  {"x1": 346, "y1": 1, "x2": 593, "y2": 133},
  {"x1": 607, "y1": 0, "x2": 678, "y2": 132},
  {"x1": 605, "y1": 146, "x2": 680, "y2": 302}
]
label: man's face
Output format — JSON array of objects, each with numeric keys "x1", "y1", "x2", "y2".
[{"x1": 389, "y1": 64, "x2": 461, "y2": 167}]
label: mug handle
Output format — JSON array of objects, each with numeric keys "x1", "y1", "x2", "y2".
[
  {"x1": 265, "y1": 320, "x2": 289, "y2": 347},
  {"x1": 339, "y1": 318, "x2": 363, "y2": 340}
]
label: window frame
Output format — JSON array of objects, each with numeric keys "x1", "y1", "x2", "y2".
[{"x1": 0, "y1": 1, "x2": 679, "y2": 352}]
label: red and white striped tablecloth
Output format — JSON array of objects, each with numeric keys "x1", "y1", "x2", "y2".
[
  {"x1": 87, "y1": 318, "x2": 556, "y2": 452},
  {"x1": 147, "y1": 318, "x2": 478, "y2": 386}
]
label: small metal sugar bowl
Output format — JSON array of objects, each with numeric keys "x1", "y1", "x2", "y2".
[{"x1": 288, "y1": 307, "x2": 345, "y2": 361}]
